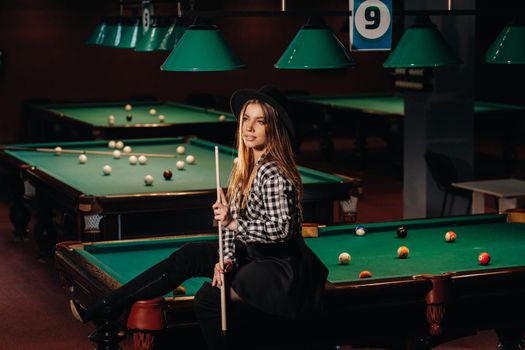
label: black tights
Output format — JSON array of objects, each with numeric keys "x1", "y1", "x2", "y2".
[
  {"x1": 95, "y1": 241, "x2": 230, "y2": 349},
  {"x1": 93, "y1": 241, "x2": 306, "y2": 350}
]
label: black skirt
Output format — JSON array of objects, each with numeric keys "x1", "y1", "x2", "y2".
[{"x1": 230, "y1": 236, "x2": 328, "y2": 320}]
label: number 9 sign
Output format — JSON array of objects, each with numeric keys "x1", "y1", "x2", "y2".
[{"x1": 350, "y1": 0, "x2": 392, "y2": 51}]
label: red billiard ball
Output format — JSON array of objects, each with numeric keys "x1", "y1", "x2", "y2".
[
  {"x1": 397, "y1": 246, "x2": 410, "y2": 259},
  {"x1": 163, "y1": 169, "x2": 173, "y2": 180},
  {"x1": 445, "y1": 231, "x2": 457, "y2": 242},
  {"x1": 478, "y1": 252, "x2": 491, "y2": 265}
]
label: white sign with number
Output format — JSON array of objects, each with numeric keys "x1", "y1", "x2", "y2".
[
  {"x1": 350, "y1": 0, "x2": 392, "y2": 51},
  {"x1": 142, "y1": 3, "x2": 154, "y2": 33}
]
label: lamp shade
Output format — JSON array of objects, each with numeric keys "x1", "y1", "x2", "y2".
[
  {"x1": 86, "y1": 19, "x2": 108, "y2": 45},
  {"x1": 383, "y1": 16, "x2": 461, "y2": 68},
  {"x1": 100, "y1": 17, "x2": 123, "y2": 47},
  {"x1": 157, "y1": 18, "x2": 186, "y2": 51},
  {"x1": 275, "y1": 17, "x2": 355, "y2": 69},
  {"x1": 115, "y1": 17, "x2": 143, "y2": 49},
  {"x1": 484, "y1": 18, "x2": 525, "y2": 64},
  {"x1": 161, "y1": 21, "x2": 245, "y2": 72},
  {"x1": 135, "y1": 17, "x2": 171, "y2": 52}
]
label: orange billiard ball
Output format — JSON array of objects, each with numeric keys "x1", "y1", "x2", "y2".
[
  {"x1": 445, "y1": 231, "x2": 457, "y2": 242},
  {"x1": 397, "y1": 246, "x2": 410, "y2": 259},
  {"x1": 359, "y1": 270, "x2": 372, "y2": 279},
  {"x1": 478, "y1": 252, "x2": 491, "y2": 265}
]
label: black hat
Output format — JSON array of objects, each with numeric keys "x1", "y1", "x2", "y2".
[{"x1": 230, "y1": 85, "x2": 296, "y2": 143}]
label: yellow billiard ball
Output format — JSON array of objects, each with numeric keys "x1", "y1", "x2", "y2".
[{"x1": 397, "y1": 246, "x2": 410, "y2": 259}]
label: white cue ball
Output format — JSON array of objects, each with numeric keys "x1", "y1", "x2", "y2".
[
  {"x1": 128, "y1": 155, "x2": 138, "y2": 165},
  {"x1": 124, "y1": 104, "x2": 132, "y2": 112},
  {"x1": 144, "y1": 175, "x2": 154, "y2": 186},
  {"x1": 115, "y1": 141, "x2": 124, "y2": 149},
  {"x1": 108, "y1": 140, "x2": 116, "y2": 149},
  {"x1": 338, "y1": 252, "x2": 351, "y2": 265},
  {"x1": 185, "y1": 155, "x2": 195, "y2": 164},
  {"x1": 103, "y1": 165, "x2": 112, "y2": 175},
  {"x1": 123, "y1": 146, "x2": 132, "y2": 153},
  {"x1": 176, "y1": 160, "x2": 185, "y2": 170},
  {"x1": 158, "y1": 115, "x2": 165, "y2": 122},
  {"x1": 149, "y1": 108, "x2": 157, "y2": 115},
  {"x1": 54, "y1": 146, "x2": 63, "y2": 155},
  {"x1": 78, "y1": 154, "x2": 87, "y2": 164},
  {"x1": 138, "y1": 155, "x2": 147, "y2": 165},
  {"x1": 218, "y1": 114, "x2": 226, "y2": 121},
  {"x1": 112, "y1": 150, "x2": 121, "y2": 159},
  {"x1": 176, "y1": 145, "x2": 185, "y2": 154}
]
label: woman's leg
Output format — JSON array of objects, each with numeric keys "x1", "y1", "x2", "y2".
[{"x1": 71, "y1": 241, "x2": 218, "y2": 323}]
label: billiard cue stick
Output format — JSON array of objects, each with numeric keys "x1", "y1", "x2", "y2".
[
  {"x1": 215, "y1": 146, "x2": 228, "y2": 335},
  {"x1": 1, "y1": 146, "x2": 177, "y2": 158}
]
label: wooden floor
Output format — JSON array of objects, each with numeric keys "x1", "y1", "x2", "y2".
[{"x1": 0, "y1": 136, "x2": 520, "y2": 350}]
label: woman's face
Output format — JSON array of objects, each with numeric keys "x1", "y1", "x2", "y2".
[{"x1": 241, "y1": 102, "x2": 267, "y2": 153}]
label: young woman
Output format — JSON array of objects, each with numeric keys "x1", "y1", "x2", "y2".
[{"x1": 69, "y1": 85, "x2": 328, "y2": 350}]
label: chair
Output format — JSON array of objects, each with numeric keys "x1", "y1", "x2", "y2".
[{"x1": 424, "y1": 151, "x2": 473, "y2": 216}]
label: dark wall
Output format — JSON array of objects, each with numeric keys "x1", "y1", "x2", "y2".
[{"x1": 0, "y1": 0, "x2": 394, "y2": 143}]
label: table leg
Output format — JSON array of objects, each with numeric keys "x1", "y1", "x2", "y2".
[
  {"x1": 88, "y1": 321, "x2": 126, "y2": 350},
  {"x1": 9, "y1": 198, "x2": 31, "y2": 240},
  {"x1": 471, "y1": 192, "x2": 486, "y2": 214},
  {"x1": 499, "y1": 197, "x2": 518, "y2": 213},
  {"x1": 496, "y1": 327, "x2": 525, "y2": 350}
]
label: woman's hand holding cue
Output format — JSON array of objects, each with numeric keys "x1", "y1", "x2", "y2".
[
  {"x1": 213, "y1": 188, "x2": 238, "y2": 230},
  {"x1": 212, "y1": 259, "x2": 234, "y2": 287}
]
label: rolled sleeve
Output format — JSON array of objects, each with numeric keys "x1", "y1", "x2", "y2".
[{"x1": 222, "y1": 227, "x2": 236, "y2": 262}]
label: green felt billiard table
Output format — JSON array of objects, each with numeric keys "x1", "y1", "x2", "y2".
[
  {"x1": 0, "y1": 137, "x2": 359, "y2": 256},
  {"x1": 55, "y1": 214, "x2": 525, "y2": 350},
  {"x1": 289, "y1": 94, "x2": 525, "y2": 169},
  {"x1": 24, "y1": 100, "x2": 237, "y2": 145}
]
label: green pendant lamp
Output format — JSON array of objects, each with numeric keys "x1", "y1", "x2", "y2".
[
  {"x1": 135, "y1": 17, "x2": 171, "y2": 52},
  {"x1": 115, "y1": 17, "x2": 143, "y2": 49},
  {"x1": 158, "y1": 17, "x2": 187, "y2": 51},
  {"x1": 384, "y1": 15, "x2": 461, "y2": 68},
  {"x1": 161, "y1": 18, "x2": 245, "y2": 72},
  {"x1": 484, "y1": 17, "x2": 525, "y2": 64},
  {"x1": 275, "y1": 17, "x2": 355, "y2": 69},
  {"x1": 86, "y1": 18, "x2": 109, "y2": 46},
  {"x1": 100, "y1": 17, "x2": 123, "y2": 47}
]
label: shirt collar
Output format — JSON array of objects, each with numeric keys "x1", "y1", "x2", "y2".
[{"x1": 255, "y1": 152, "x2": 268, "y2": 166}]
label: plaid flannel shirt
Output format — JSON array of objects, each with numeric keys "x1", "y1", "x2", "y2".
[{"x1": 223, "y1": 157, "x2": 301, "y2": 263}]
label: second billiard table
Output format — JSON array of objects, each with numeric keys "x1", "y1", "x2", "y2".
[
  {"x1": 289, "y1": 94, "x2": 525, "y2": 171},
  {"x1": 24, "y1": 100, "x2": 237, "y2": 145},
  {"x1": 55, "y1": 213, "x2": 525, "y2": 350},
  {"x1": 1, "y1": 136, "x2": 359, "y2": 256}
]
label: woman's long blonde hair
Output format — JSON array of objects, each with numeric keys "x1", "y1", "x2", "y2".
[{"x1": 227, "y1": 100, "x2": 303, "y2": 209}]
